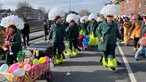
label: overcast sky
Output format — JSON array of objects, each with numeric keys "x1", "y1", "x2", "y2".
[{"x1": 1, "y1": 0, "x2": 115, "y2": 13}]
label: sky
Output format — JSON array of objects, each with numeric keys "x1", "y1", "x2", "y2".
[{"x1": 0, "y1": 0, "x2": 115, "y2": 13}]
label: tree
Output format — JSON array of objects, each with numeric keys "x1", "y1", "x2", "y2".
[
  {"x1": 15, "y1": 1, "x2": 32, "y2": 20},
  {"x1": 37, "y1": 7, "x2": 47, "y2": 20},
  {"x1": 79, "y1": 10, "x2": 90, "y2": 16},
  {"x1": 17, "y1": 1, "x2": 31, "y2": 9}
]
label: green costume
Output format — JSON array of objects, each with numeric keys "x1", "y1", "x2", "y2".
[
  {"x1": 5, "y1": 29, "x2": 22, "y2": 65},
  {"x1": 48, "y1": 22, "x2": 67, "y2": 64},
  {"x1": 87, "y1": 21, "x2": 99, "y2": 36},
  {"x1": 79, "y1": 22, "x2": 88, "y2": 35},
  {"x1": 96, "y1": 20, "x2": 121, "y2": 68},
  {"x1": 66, "y1": 23, "x2": 79, "y2": 51},
  {"x1": 87, "y1": 21, "x2": 99, "y2": 46},
  {"x1": 48, "y1": 23, "x2": 67, "y2": 55}
]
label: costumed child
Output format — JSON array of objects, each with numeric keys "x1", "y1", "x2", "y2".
[
  {"x1": 98, "y1": 4, "x2": 122, "y2": 71},
  {"x1": 66, "y1": 14, "x2": 80, "y2": 57},
  {"x1": 79, "y1": 16, "x2": 88, "y2": 35},
  {"x1": 48, "y1": 8, "x2": 68, "y2": 65},
  {"x1": 82, "y1": 34, "x2": 90, "y2": 49},
  {"x1": 87, "y1": 13, "x2": 99, "y2": 46}
]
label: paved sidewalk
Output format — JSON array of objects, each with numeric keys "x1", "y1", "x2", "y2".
[{"x1": 29, "y1": 31, "x2": 44, "y2": 40}]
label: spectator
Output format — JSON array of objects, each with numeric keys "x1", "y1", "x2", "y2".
[
  {"x1": 130, "y1": 14, "x2": 142, "y2": 52},
  {"x1": 43, "y1": 19, "x2": 48, "y2": 41},
  {"x1": 135, "y1": 16, "x2": 146, "y2": 60},
  {"x1": 21, "y1": 21, "x2": 30, "y2": 48},
  {"x1": 4, "y1": 25, "x2": 22, "y2": 65}
]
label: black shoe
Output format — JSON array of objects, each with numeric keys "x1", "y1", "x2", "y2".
[
  {"x1": 135, "y1": 58, "x2": 139, "y2": 61},
  {"x1": 109, "y1": 67, "x2": 115, "y2": 71},
  {"x1": 99, "y1": 56, "x2": 103, "y2": 63},
  {"x1": 117, "y1": 61, "x2": 121, "y2": 66},
  {"x1": 27, "y1": 44, "x2": 29, "y2": 46},
  {"x1": 142, "y1": 55, "x2": 146, "y2": 58}
]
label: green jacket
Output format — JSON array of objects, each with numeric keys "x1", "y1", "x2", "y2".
[
  {"x1": 96, "y1": 20, "x2": 121, "y2": 51},
  {"x1": 66, "y1": 24, "x2": 79, "y2": 40},
  {"x1": 48, "y1": 23, "x2": 67, "y2": 43},
  {"x1": 79, "y1": 23, "x2": 88, "y2": 34},
  {"x1": 87, "y1": 21, "x2": 99, "y2": 35},
  {"x1": 11, "y1": 30, "x2": 22, "y2": 54}
]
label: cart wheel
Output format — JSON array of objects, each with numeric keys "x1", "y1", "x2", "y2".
[{"x1": 46, "y1": 71, "x2": 53, "y2": 82}]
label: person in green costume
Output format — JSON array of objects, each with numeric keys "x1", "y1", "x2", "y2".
[
  {"x1": 79, "y1": 20, "x2": 88, "y2": 35},
  {"x1": 66, "y1": 20, "x2": 79, "y2": 56},
  {"x1": 48, "y1": 16, "x2": 68, "y2": 65},
  {"x1": 96, "y1": 15, "x2": 121, "y2": 71},
  {"x1": 87, "y1": 19, "x2": 99, "y2": 36},
  {"x1": 87, "y1": 17, "x2": 99, "y2": 46}
]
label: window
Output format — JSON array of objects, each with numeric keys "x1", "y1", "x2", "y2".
[
  {"x1": 125, "y1": 0, "x2": 128, "y2": 3},
  {"x1": 130, "y1": 6, "x2": 133, "y2": 10},
  {"x1": 143, "y1": 12, "x2": 146, "y2": 15},
  {"x1": 125, "y1": 7, "x2": 127, "y2": 10},
  {"x1": 129, "y1": 0, "x2": 133, "y2": 2},
  {"x1": 138, "y1": 3, "x2": 142, "y2": 8},
  {"x1": 144, "y1": 2, "x2": 146, "y2": 6},
  {"x1": 138, "y1": 12, "x2": 141, "y2": 14}
]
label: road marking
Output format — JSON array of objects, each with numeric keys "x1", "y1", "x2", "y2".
[{"x1": 117, "y1": 43, "x2": 137, "y2": 82}]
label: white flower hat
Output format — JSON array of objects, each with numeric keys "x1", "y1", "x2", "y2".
[
  {"x1": 100, "y1": 4, "x2": 120, "y2": 16},
  {"x1": 48, "y1": 7, "x2": 65, "y2": 20},
  {"x1": 0, "y1": 15, "x2": 24, "y2": 30},
  {"x1": 80, "y1": 16, "x2": 88, "y2": 23},
  {"x1": 66, "y1": 14, "x2": 79, "y2": 23},
  {"x1": 88, "y1": 13, "x2": 98, "y2": 21}
]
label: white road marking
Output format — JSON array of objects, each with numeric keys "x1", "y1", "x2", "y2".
[{"x1": 117, "y1": 43, "x2": 137, "y2": 82}]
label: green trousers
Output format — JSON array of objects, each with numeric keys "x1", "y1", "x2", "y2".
[
  {"x1": 69, "y1": 38, "x2": 78, "y2": 50},
  {"x1": 103, "y1": 44, "x2": 116, "y2": 59}
]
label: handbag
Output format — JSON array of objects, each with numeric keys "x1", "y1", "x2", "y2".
[{"x1": 138, "y1": 37, "x2": 146, "y2": 47}]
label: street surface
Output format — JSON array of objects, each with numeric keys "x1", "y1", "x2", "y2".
[{"x1": 1, "y1": 31, "x2": 146, "y2": 82}]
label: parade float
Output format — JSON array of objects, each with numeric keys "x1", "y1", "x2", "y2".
[
  {"x1": 0, "y1": 15, "x2": 53, "y2": 82},
  {"x1": 0, "y1": 51, "x2": 52, "y2": 82}
]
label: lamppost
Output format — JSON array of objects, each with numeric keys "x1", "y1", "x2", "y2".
[{"x1": 69, "y1": 0, "x2": 71, "y2": 11}]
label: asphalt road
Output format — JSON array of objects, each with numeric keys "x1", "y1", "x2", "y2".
[
  {"x1": 1, "y1": 32, "x2": 146, "y2": 82},
  {"x1": 34, "y1": 38, "x2": 130, "y2": 82}
]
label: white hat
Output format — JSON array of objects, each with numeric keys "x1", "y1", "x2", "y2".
[
  {"x1": 48, "y1": 7, "x2": 65, "y2": 20},
  {"x1": 88, "y1": 13, "x2": 98, "y2": 21},
  {"x1": 0, "y1": 15, "x2": 24, "y2": 30},
  {"x1": 100, "y1": 4, "x2": 120, "y2": 16},
  {"x1": 80, "y1": 16, "x2": 88, "y2": 23},
  {"x1": 66, "y1": 14, "x2": 79, "y2": 23}
]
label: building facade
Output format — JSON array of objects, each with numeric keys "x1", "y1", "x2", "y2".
[{"x1": 120, "y1": 0, "x2": 146, "y2": 16}]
